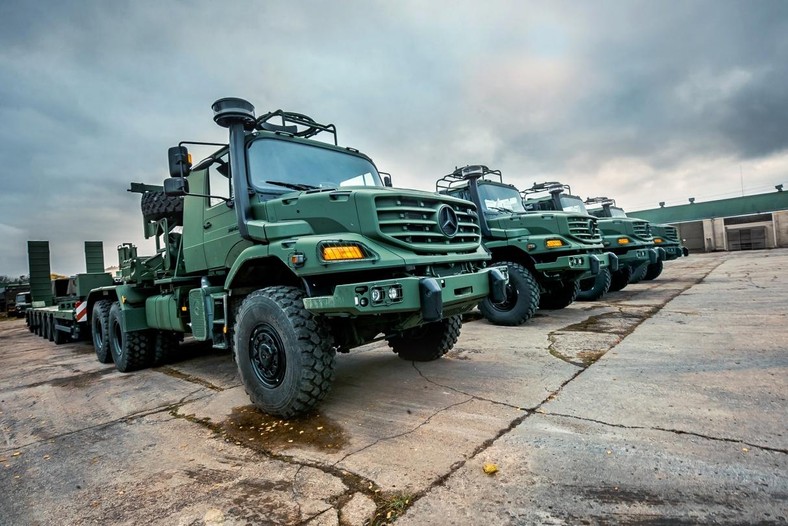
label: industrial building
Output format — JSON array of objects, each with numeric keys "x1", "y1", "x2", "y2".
[{"x1": 630, "y1": 188, "x2": 788, "y2": 253}]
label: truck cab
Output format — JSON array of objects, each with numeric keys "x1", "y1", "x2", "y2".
[
  {"x1": 523, "y1": 184, "x2": 658, "y2": 293},
  {"x1": 92, "y1": 99, "x2": 507, "y2": 418},
  {"x1": 436, "y1": 166, "x2": 615, "y2": 324}
]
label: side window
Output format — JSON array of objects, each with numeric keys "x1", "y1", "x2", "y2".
[{"x1": 207, "y1": 154, "x2": 232, "y2": 207}]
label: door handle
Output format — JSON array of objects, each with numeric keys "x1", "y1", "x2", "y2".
[{"x1": 203, "y1": 221, "x2": 212, "y2": 229}]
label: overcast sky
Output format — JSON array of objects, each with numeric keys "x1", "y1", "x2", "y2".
[{"x1": 1, "y1": 0, "x2": 786, "y2": 277}]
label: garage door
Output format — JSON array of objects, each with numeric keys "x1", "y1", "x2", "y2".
[
  {"x1": 676, "y1": 221, "x2": 704, "y2": 252},
  {"x1": 727, "y1": 227, "x2": 767, "y2": 250}
]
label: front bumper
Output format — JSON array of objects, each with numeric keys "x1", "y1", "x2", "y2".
[
  {"x1": 303, "y1": 266, "x2": 508, "y2": 320},
  {"x1": 658, "y1": 244, "x2": 684, "y2": 260},
  {"x1": 534, "y1": 252, "x2": 616, "y2": 275},
  {"x1": 616, "y1": 247, "x2": 653, "y2": 268}
]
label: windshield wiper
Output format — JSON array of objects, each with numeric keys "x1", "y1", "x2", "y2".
[
  {"x1": 265, "y1": 180, "x2": 318, "y2": 191},
  {"x1": 488, "y1": 206, "x2": 517, "y2": 214}
]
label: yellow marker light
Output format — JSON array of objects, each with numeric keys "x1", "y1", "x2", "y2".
[
  {"x1": 653, "y1": 237, "x2": 664, "y2": 243},
  {"x1": 187, "y1": 153, "x2": 193, "y2": 165},
  {"x1": 322, "y1": 245, "x2": 365, "y2": 261},
  {"x1": 181, "y1": 306, "x2": 188, "y2": 312},
  {"x1": 121, "y1": 295, "x2": 127, "y2": 304},
  {"x1": 545, "y1": 239, "x2": 565, "y2": 248},
  {"x1": 617, "y1": 237, "x2": 630, "y2": 245}
]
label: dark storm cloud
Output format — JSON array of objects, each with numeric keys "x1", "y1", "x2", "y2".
[{"x1": 1, "y1": 0, "x2": 786, "y2": 275}]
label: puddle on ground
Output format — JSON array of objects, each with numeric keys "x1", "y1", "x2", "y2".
[
  {"x1": 220, "y1": 405, "x2": 349, "y2": 452},
  {"x1": 48, "y1": 368, "x2": 115, "y2": 388}
]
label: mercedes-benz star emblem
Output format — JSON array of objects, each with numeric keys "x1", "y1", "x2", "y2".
[{"x1": 437, "y1": 205, "x2": 459, "y2": 238}]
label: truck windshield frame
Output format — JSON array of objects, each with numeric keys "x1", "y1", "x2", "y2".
[{"x1": 247, "y1": 137, "x2": 383, "y2": 193}]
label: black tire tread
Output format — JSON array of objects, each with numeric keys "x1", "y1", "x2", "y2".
[
  {"x1": 152, "y1": 331, "x2": 180, "y2": 366},
  {"x1": 608, "y1": 266, "x2": 633, "y2": 292},
  {"x1": 234, "y1": 286, "x2": 336, "y2": 418},
  {"x1": 109, "y1": 302, "x2": 153, "y2": 372},
  {"x1": 92, "y1": 300, "x2": 113, "y2": 363},
  {"x1": 629, "y1": 262, "x2": 649, "y2": 284},
  {"x1": 539, "y1": 279, "x2": 581, "y2": 310},
  {"x1": 643, "y1": 259, "x2": 664, "y2": 281},
  {"x1": 387, "y1": 315, "x2": 462, "y2": 362},
  {"x1": 478, "y1": 261, "x2": 540, "y2": 326},
  {"x1": 577, "y1": 268, "x2": 612, "y2": 301},
  {"x1": 141, "y1": 191, "x2": 184, "y2": 226}
]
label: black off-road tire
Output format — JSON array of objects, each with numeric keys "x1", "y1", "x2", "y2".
[
  {"x1": 629, "y1": 262, "x2": 649, "y2": 284},
  {"x1": 152, "y1": 331, "x2": 180, "y2": 366},
  {"x1": 26, "y1": 311, "x2": 33, "y2": 331},
  {"x1": 234, "y1": 286, "x2": 336, "y2": 418},
  {"x1": 108, "y1": 302, "x2": 153, "y2": 372},
  {"x1": 140, "y1": 191, "x2": 184, "y2": 226},
  {"x1": 478, "y1": 261, "x2": 540, "y2": 326},
  {"x1": 92, "y1": 300, "x2": 113, "y2": 364},
  {"x1": 608, "y1": 266, "x2": 633, "y2": 292},
  {"x1": 643, "y1": 259, "x2": 664, "y2": 281},
  {"x1": 387, "y1": 315, "x2": 462, "y2": 362},
  {"x1": 577, "y1": 268, "x2": 612, "y2": 301},
  {"x1": 53, "y1": 320, "x2": 67, "y2": 345},
  {"x1": 539, "y1": 279, "x2": 581, "y2": 310},
  {"x1": 45, "y1": 314, "x2": 53, "y2": 341}
]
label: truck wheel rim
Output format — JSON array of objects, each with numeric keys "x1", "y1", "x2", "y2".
[
  {"x1": 250, "y1": 324, "x2": 286, "y2": 388},
  {"x1": 491, "y1": 283, "x2": 518, "y2": 311}
]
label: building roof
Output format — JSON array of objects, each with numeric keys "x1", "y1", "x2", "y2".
[{"x1": 629, "y1": 190, "x2": 788, "y2": 223}]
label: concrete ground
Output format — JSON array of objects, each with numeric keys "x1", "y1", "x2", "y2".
[{"x1": 0, "y1": 250, "x2": 785, "y2": 525}]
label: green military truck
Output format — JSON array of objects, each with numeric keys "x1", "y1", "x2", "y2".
[
  {"x1": 70, "y1": 98, "x2": 505, "y2": 418},
  {"x1": 522, "y1": 183, "x2": 659, "y2": 295},
  {"x1": 585, "y1": 197, "x2": 684, "y2": 281},
  {"x1": 436, "y1": 166, "x2": 616, "y2": 324},
  {"x1": 25, "y1": 241, "x2": 114, "y2": 343}
]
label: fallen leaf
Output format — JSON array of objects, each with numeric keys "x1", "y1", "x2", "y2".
[
  {"x1": 316, "y1": 426, "x2": 324, "y2": 430},
  {"x1": 12, "y1": 452, "x2": 21, "y2": 457},
  {"x1": 483, "y1": 463, "x2": 498, "y2": 475},
  {"x1": 742, "y1": 447, "x2": 749, "y2": 453}
]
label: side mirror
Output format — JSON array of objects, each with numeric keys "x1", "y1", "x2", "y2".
[
  {"x1": 383, "y1": 174, "x2": 392, "y2": 187},
  {"x1": 164, "y1": 177, "x2": 188, "y2": 196},
  {"x1": 168, "y1": 146, "x2": 192, "y2": 178}
]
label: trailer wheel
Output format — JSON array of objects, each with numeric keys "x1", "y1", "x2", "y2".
[
  {"x1": 152, "y1": 331, "x2": 180, "y2": 366},
  {"x1": 234, "y1": 286, "x2": 336, "y2": 418},
  {"x1": 53, "y1": 322, "x2": 67, "y2": 345},
  {"x1": 478, "y1": 261, "x2": 540, "y2": 326},
  {"x1": 387, "y1": 315, "x2": 462, "y2": 362},
  {"x1": 47, "y1": 315, "x2": 55, "y2": 342},
  {"x1": 643, "y1": 259, "x2": 664, "y2": 281},
  {"x1": 539, "y1": 279, "x2": 581, "y2": 310},
  {"x1": 92, "y1": 300, "x2": 113, "y2": 364},
  {"x1": 26, "y1": 311, "x2": 33, "y2": 332},
  {"x1": 141, "y1": 191, "x2": 183, "y2": 226},
  {"x1": 108, "y1": 302, "x2": 152, "y2": 372},
  {"x1": 577, "y1": 268, "x2": 612, "y2": 301},
  {"x1": 608, "y1": 266, "x2": 633, "y2": 292}
]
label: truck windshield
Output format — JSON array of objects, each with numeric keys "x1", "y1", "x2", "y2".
[
  {"x1": 478, "y1": 184, "x2": 527, "y2": 213},
  {"x1": 247, "y1": 138, "x2": 383, "y2": 192},
  {"x1": 16, "y1": 293, "x2": 28, "y2": 303},
  {"x1": 609, "y1": 207, "x2": 628, "y2": 218},
  {"x1": 559, "y1": 196, "x2": 589, "y2": 214}
]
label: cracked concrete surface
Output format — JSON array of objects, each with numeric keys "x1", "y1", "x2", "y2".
[{"x1": 1, "y1": 250, "x2": 786, "y2": 525}]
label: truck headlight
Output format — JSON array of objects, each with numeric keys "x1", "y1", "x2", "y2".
[
  {"x1": 617, "y1": 237, "x2": 630, "y2": 245},
  {"x1": 546, "y1": 239, "x2": 565, "y2": 248}
]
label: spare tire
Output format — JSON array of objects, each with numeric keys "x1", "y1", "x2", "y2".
[{"x1": 141, "y1": 191, "x2": 183, "y2": 226}]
